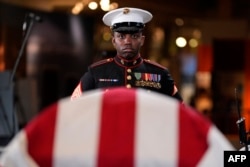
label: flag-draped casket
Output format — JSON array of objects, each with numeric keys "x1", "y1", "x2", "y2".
[{"x1": 0, "y1": 88, "x2": 235, "y2": 167}]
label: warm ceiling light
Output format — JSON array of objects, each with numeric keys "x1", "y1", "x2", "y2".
[
  {"x1": 193, "y1": 29, "x2": 202, "y2": 39},
  {"x1": 189, "y1": 38, "x2": 199, "y2": 48},
  {"x1": 109, "y1": 2, "x2": 118, "y2": 10},
  {"x1": 103, "y1": 32, "x2": 112, "y2": 41},
  {"x1": 88, "y1": 1, "x2": 98, "y2": 10},
  {"x1": 175, "y1": 18, "x2": 184, "y2": 26},
  {"x1": 71, "y1": 2, "x2": 84, "y2": 15},
  {"x1": 100, "y1": 0, "x2": 110, "y2": 11},
  {"x1": 175, "y1": 37, "x2": 187, "y2": 48}
]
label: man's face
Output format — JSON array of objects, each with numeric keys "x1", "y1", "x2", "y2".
[{"x1": 112, "y1": 31, "x2": 145, "y2": 59}]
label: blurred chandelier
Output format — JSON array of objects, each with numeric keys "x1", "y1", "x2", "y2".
[{"x1": 71, "y1": 0, "x2": 118, "y2": 15}]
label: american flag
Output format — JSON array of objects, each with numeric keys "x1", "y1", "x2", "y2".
[{"x1": 0, "y1": 88, "x2": 235, "y2": 167}]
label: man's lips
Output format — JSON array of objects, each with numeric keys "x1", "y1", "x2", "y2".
[{"x1": 122, "y1": 48, "x2": 133, "y2": 52}]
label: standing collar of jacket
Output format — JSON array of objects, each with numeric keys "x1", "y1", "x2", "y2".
[{"x1": 114, "y1": 54, "x2": 143, "y2": 67}]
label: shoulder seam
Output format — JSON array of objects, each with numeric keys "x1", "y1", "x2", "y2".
[
  {"x1": 90, "y1": 58, "x2": 114, "y2": 68},
  {"x1": 143, "y1": 59, "x2": 167, "y2": 69}
]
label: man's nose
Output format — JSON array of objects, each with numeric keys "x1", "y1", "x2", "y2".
[{"x1": 124, "y1": 35, "x2": 132, "y2": 43}]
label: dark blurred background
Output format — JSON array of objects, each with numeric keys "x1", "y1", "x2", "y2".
[{"x1": 0, "y1": 0, "x2": 250, "y2": 148}]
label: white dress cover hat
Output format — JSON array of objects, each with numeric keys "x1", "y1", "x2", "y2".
[{"x1": 103, "y1": 7, "x2": 153, "y2": 32}]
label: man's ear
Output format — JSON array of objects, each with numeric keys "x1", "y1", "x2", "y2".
[
  {"x1": 112, "y1": 37, "x2": 116, "y2": 47},
  {"x1": 140, "y1": 35, "x2": 145, "y2": 46}
]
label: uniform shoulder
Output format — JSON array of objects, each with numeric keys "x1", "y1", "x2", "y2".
[
  {"x1": 143, "y1": 59, "x2": 167, "y2": 70},
  {"x1": 90, "y1": 58, "x2": 114, "y2": 68}
]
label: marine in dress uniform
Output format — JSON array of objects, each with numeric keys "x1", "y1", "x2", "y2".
[{"x1": 71, "y1": 7, "x2": 182, "y2": 101}]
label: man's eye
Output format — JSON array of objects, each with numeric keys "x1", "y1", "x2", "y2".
[
  {"x1": 118, "y1": 35, "x2": 125, "y2": 39},
  {"x1": 132, "y1": 34, "x2": 139, "y2": 38}
]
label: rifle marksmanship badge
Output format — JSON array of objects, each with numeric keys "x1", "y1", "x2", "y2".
[{"x1": 134, "y1": 72, "x2": 161, "y2": 89}]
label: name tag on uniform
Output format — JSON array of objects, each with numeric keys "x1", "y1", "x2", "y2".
[{"x1": 99, "y1": 79, "x2": 119, "y2": 82}]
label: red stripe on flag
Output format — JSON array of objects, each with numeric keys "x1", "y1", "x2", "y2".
[
  {"x1": 98, "y1": 88, "x2": 136, "y2": 167},
  {"x1": 178, "y1": 104, "x2": 210, "y2": 167},
  {"x1": 25, "y1": 103, "x2": 58, "y2": 167}
]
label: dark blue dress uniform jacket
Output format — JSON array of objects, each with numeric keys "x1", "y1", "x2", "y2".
[{"x1": 77, "y1": 54, "x2": 183, "y2": 101}]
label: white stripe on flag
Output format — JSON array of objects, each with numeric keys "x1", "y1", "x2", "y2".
[
  {"x1": 54, "y1": 91, "x2": 102, "y2": 167},
  {"x1": 197, "y1": 126, "x2": 235, "y2": 167},
  {"x1": 0, "y1": 131, "x2": 38, "y2": 167},
  {"x1": 135, "y1": 90, "x2": 179, "y2": 167}
]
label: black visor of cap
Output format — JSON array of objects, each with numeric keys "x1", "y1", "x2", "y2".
[{"x1": 111, "y1": 22, "x2": 145, "y2": 32}]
